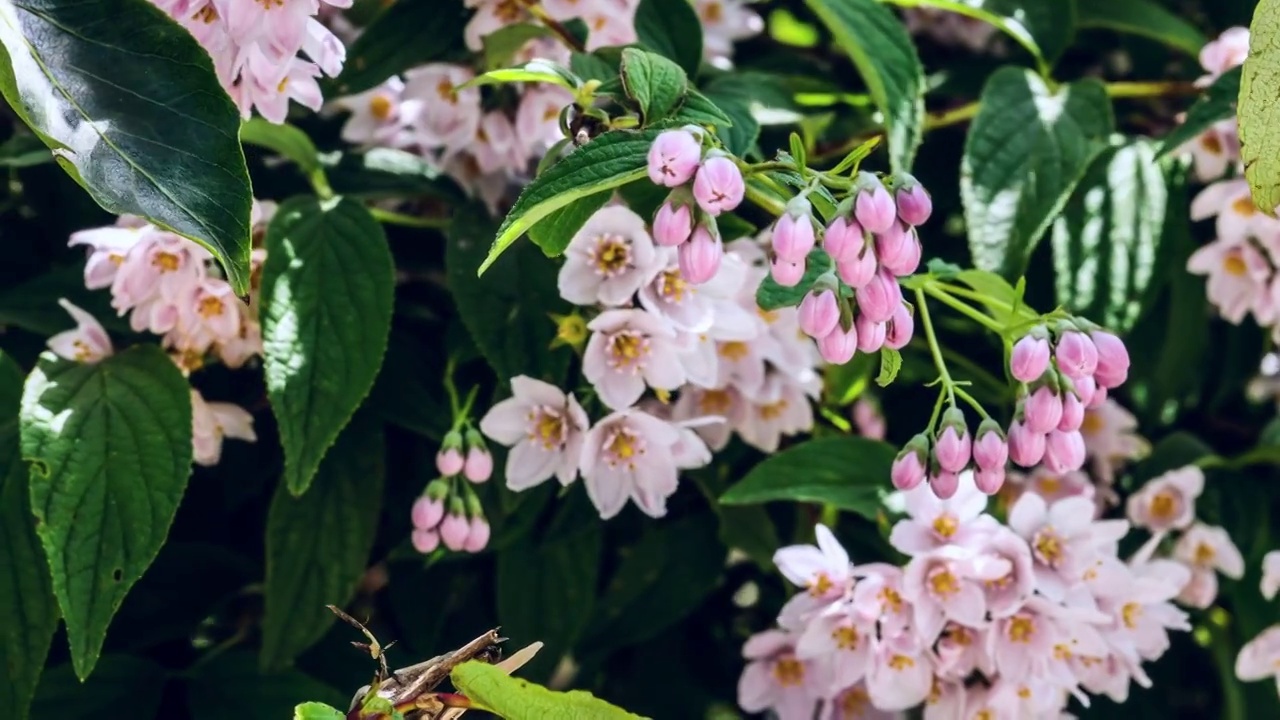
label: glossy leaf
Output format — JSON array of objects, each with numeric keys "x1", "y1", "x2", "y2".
[
  {"x1": 482, "y1": 23, "x2": 554, "y2": 69},
  {"x1": 887, "y1": 0, "x2": 1074, "y2": 70},
  {"x1": 240, "y1": 119, "x2": 322, "y2": 176},
  {"x1": 703, "y1": 89, "x2": 760, "y2": 156},
  {"x1": 0, "y1": 0, "x2": 253, "y2": 293},
  {"x1": 634, "y1": 0, "x2": 704, "y2": 76},
  {"x1": 804, "y1": 0, "x2": 926, "y2": 172},
  {"x1": 480, "y1": 128, "x2": 662, "y2": 273},
  {"x1": 620, "y1": 48, "x2": 689, "y2": 123},
  {"x1": 452, "y1": 661, "x2": 644, "y2": 720},
  {"x1": 261, "y1": 416, "x2": 384, "y2": 671},
  {"x1": 674, "y1": 88, "x2": 735, "y2": 128},
  {"x1": 720, "y1": 436, "x2": 896, "y2": 518},
  {"x1": 962, "y1": 68, "x2": 1114, "y2": 279},
  {"x1": 527, "y1": 190, "x2": 612, "y2": 256},
  {"x1": 1239, "y1": 3, "x2": 1280, "y2": 213},
  {"x1": 330, "y1": 0, "x2": 470, "y2": 95},
  {"x1": 261, "y1": 197, "x2": 394, "y2": 496},
  {"x1": 20, "y1": 346, "x2": 192, "y2": 680},
  {"x1": 756, "y1": 248, "x2": 832, "y2": 311},
  {"x1": 1076, "y1": 0, "x2": 1206, "y2": 56},
  {"x1": 1157, "y1": 67, "x2": 1241, "y2": 158},
  {"x1": 0, "y1": 351, "x2": 55, "y2": 720},
  {"x1": 1052, "y1": 139, "x2": 1172, "y2": 332}
]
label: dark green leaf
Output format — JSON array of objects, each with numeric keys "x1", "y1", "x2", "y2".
[
  {"x1": 1076, "y1": 0, "x2": 1207, "y2": 56},
  {"x1": 876, "y1": 347, "x2": 902, "y2": 387},
  {"x1": 584, "y1": 514, "x2": 723, "y2": 652},
  {"x1": 756, "y1": 248, "x2": 832, "y2": 311},
  {"x1": 620, "y1": 48, "x2": 689, "y2": 123},
  {"x1": 673, "y1": 88, "x2": 735, "y2": 128},
  {"x1": 190, "y1": 651, "x2": 347, "y2": 720},
  {"x1": 1158, "y1": 67, "x2": 1242, "y2": 158},
  {"x1": 0, "y1": 265, "x2": 127, "y2": 337},
  {"x1": 703, "y1": 90, "x2": 759, "y2": 157},
  {"x1": 452, "y1": 661, "x2": 644, "y2": 720},
  {"x1": 1239, "y1": 1, "x2": 1280, "y2": 213},
  {"x1": 241, "y1": 118, "x2": 321, "y2": 176},
  {"x1": 481, "y1": 128, "x2": 662, "y2": 273},
  {"x1": 31, "y1": 655, "x2": 166, "y2": 718},
  {"x1": 962, "y1": 68, "x2": 1114, "y2": 280},
  {"x1": 634, "y1": 0, "x2": 704, "y2": 76},
  {"x1": 0, "y1": 132, "x2": 49, "y2": 167},
  {"x1": 368, "y1": 329, "x2": 450, "y2": 441},
  {"x1": 803, "y1": 0, "x2": 926, "y2": 172},
  {"x1": 20, "y1": 346, "x2": 192, "y2": 680},
  {"x1": 482, "y1": 23, "x2": 554, "y2": 70},
  {"x1": 323, "y1": 148, "x2": 463, "y2": 202},
  {"x1": 262, "y1": 197, "x2": 394, "y2": 496},
  {"x1": 569, "y1": 51, "x2": 618, "y2": 83},
  {"x1": 0, "y1": 351, "x2": 55, "y2": 720},
  {"x1": 688, "y1": 470, "x2": 778, "y2": 570},
  {"x1": 496, "y1": 520, "x2": 601, "y2": 682},
  {"x1": 824, "y1": 351, "x2": 878, "y2": 406},
  {"x1": 0, "y1": 0, "x2": 253, "y2": 293},
  {"x1": 1131, "y1": 432, "x2": 1213, "y2": 485},
  {"x1": 447, "y1": 207, "x2": 573, "y2": 386},
  {"x1": 889, "y1": 0, "x2": 1074, "y2": 68},
  {"x1": 261, "y1": 415, "x2": 384, "y2": 671},
  {"x1": 1052, "y1": 139, "x2": 1172, "y2": 332},
  {"x1": 720, "y1": 436, "x2": 896, "y2": 518},
  {"x1": 527, "y1": 190, "x2": 611, "y2": 256},
  {"x1": 330, "y1": 0, "x2": 470, "y2": 95}
]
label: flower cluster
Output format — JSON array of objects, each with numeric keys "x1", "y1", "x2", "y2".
[
  {"x1": 478, "y1": 198, "x2": 823, "y2": 519},
  {"x1": 153, "y1": 0, "x2": 349, "y2": 123},
  {"x1": 739, "y1": 474, "x2": 1192, "y2": 719},
  {"x1": 53, "y1": 207, "x2": 273, "y2": 466},
  {"x1": 1179, "y1": 28, "x2": 1280, "y2": 343},
  {"x1": 410, "y1": 475, "x2": 491, "y2": 555}
]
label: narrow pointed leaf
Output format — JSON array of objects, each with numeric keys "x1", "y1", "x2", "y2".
[{"x1": 720, "y1": 437, "x2": 896, "y2": 519}]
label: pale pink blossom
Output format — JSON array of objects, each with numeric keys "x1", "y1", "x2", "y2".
[
  {"x1": 403, "y1": 64, "x2": 482, "y2": 148},
  {"x1": 191, "y1": 388, "x2": 256, "y2": 467},
  {"x1": 1191, "y1": 178, "x2": 1280, "y2": 243},
  {"x1": 1199, "y1": 26, "x2": 1250, "y2": 79},
  {"x1": 1172, "y1": 523, "x2": 1244, "y2": 608},
  {"x1": 332, "y1": 77, "x2": 422, "y2": 147},
  {"x1": 479, "y1": 375, "x2": 589, "y2": 490},
  {"x1": 1236, "y1": 624, "x2": 1280, "y2": 695},
  {"x1": 47, "y1": 299, "x2": 113, "y2": 364},
  {"x1": 1181, "y1": 119, "x2": 1240, "y2": 182},
  {"x1": 1079, "y1": 398, "x2": 1149, "y2": 485},
  {"x1": 583, "y1": 309, "x2": 686, "y2": 410},
  {"x1": 736, "y1": 372, "x2": 816, "y2": 453},
  {"x1": 1263, "y1": 550, "x2": 1280, "y2": 600},
  {"x1": 696, "y1": 0, "x2": 763, "y2": 61},
  {"x1": 68, "y1": 223, "x2": 144, "y2": 289},
  {"x1": 1008, "y1": 492, "x2": 1128, "y2": 600},
  {"x1": 738, "y1": 630, "x2": 825, "y2": 720},
  {"x1": 670, "y1": 385, "x2": 746, "y2": 451},
  {"x1": 889, "y1": 470, "x2": 995, "y2": 555},
  {"x1": 558, "y1": 205, "x2": 662, "y2": 306},
  {"x1": 1126, "y1": 466, "x2": 1203, "y2": 532},
  {"x1": 1187, "y1": 237, "x2": 1277, "y2": 325},
  {"x1": 774, "y1": 524, "x2": 854, "y2": 600},
  {"x1": 579, "y1": 408, "x2": 703, "y2": 519},
  {"x1": 864, "y1": 634, "x2": 933, "y2": 711}
]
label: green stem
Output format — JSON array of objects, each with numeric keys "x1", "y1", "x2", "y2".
[
  {"x1": 954, "y1": 387, "x2": 993, "y2": 421},
  {"x1": 743, "y1": 180, "x2": 787, "y2": 216},
  {"x1": 444, "y1": 356, "x2": 461, "y2": 419},
  {"x1": 1210, "y1": 617, "x2": 1247, "y2": 720},
  {"x1": 922, "y1": 283, "x2": 1006, "y2": 334},
  {"x1": 308, "y1": 167, "x2": 334, "y2": 200},
  {"x1": 914, "y1": 287, "x2": 955, "y2": 405},
  {"x1": 369, "y1": 207, "x2": 451, "y2": 229},
  {"x1": 742, "y1": 160, "x2": 796, "y2": 175}
]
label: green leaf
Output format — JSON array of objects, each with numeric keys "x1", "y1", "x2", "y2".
[
  {"x1": 20, "y1": 346, "x2": 193, "y2": 680},
  {"x1": 467, "y1": 60, "x2": 580, "y2": 91},
  {"x1": 673, "y1": 88, "x2": 735, "y2": 128},
  {"x1": 260, "y1": 415, "x2": 384, "y2": 672},
  {"x1": 583, "y1": 514, "x2": 723, "y2": 653},
  {"x1": 496, "y1": 520, "x2": 601, "y2": 681},
  {"x1": 876, "y1": 347, "x2": 902, "y2": 387},
  {"x1": 803, "y1": 0, "x2": 926, "y2": 172},
  {"x1": 482, "y1": 23, "x2": 554, "y2": 70},
  {"x1": 703, "y1": 90, "x2": 760, "y2": 157},
  {"x1": 1052, "y1": 139, "x2": 1172, "y2": 332},
  {"x1": 950, "y1": 269, "x2": 1023, "y2": 326},
  {"x1": 1157, "y1": 67, "x2": 1241, "y2": 158},
  {"x1": 330, "y1": 0, "x2": 469, "y2": 95},
  {"x1": 0, "y1": 132, "x2": 49, "y2": 167},
  {"x1": 527, "y1": 190, "x2": 612, "y2": 256},
  {"x1": 451, "y1": 661, "x2": 646, "y2": 720},
  {"x1": 962, "y1": 68, "x2": 1114, "y2": 280},
  {"x1": 262, "y1": 197, "x2": 394, "y2": 496},
  {"x1": 31, "y1": 655, "x2": 166, "y2": 718},
  {"x1": 292, "y1": 703, "x2": 345, "y2": 720},
  {"x1": 634, "y1": 0, "x2": 704, "y2": 76},
  {"x1": 756, "y1": 248, "x2": 832, "y2": 311},
  {"x1": 480, "y1": 128, "x2": 662, "y2": 274},
  {"x1": 0, "y1": 351, "x2": 55, "y2": 720},
  {"x1": 0, "y1": 0, "x2": 254, "y2": 294},
  {"x1": 241, "y1": 118, "x2": 321, "y2": 176},
  {"x1": 322, "y1": 148, "x2": 462, "y2": 202},
  {"x1": 1240, "y1": 0, "x2": 1280, "y2": 214},
  {"x1": 0, "y1": 265, "x2": 127, "y2": 336},
  {"x1": 569, "y1": 51, "x2": 618, "y2": 83},
  {"x1": 620, "y1": 48, "x2": 689, "y2": 123},
  {"x1": 688, "y1": 470, "x2": 778, "y2": 570},
  {"x1": 447, "y1": 208, "x2": 573, "y2": 386},
  {"x1": 720, "y1": 437, "x2": 896, "y2": 519},
  {"x1": 1076, "y1": 0, "x2": 1206, "y2": 56},
  {"x1": 886, "y1": 0, "x2": 1074, "y2": 70},
  {"x1": 190, "y1": 651, "x2": 346, "y2": 720}
]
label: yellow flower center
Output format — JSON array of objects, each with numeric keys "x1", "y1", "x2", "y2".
[
  {"x1": 1223, "y1": 253, "x2": 1248, "y2": 277},
  {"x1": 772, "y1": 656, "x2": 805, "y2": 686},
  {"x1": 529, "y1": 410, "x2": 564, "y2": 450},
  {"x1": 1122, "y1": 602, "x2": 1142, "y2": 629},
  {"x1": 591, "y1": 235, "x2": 632, "y2": 276},
  {"x1": 436, "y1": 79, "x2": 456, "y2": 103},
  {"x1": 1038, "y1": 475, "x2": 1063, "y2": 494},
  {"x1": 193, "y1": 5, "x2": 218, "y2": 22},
  {"x1": 1232, "y1": 196, "x2": 1258, "y2": 216},
  {"x1": 698, "y1": 389, "x2": 732, "y2": 414},
  {"x1": 701, "y1": 1, "x2": 723, "y2": 23},
  {"x1": 604, "y1": 427, "x2": 643, "y2": 468},
  {"x1": 369, "y1": 94, "x2": 394, "y2": 121},
  {"x1": 932, "y1": 513, "x2": 958, "y2": 538},
  {"x1": 153, "y1": 251, "x2": 181, "y2": 272},
  {"x1": 1008, "y1": 616, "x2": 1035, "y2": 643},
  {"x1": 658, "y1": 269, "x2": 688, "y2": 302},
  {"x1": 879, "y1": 587, "x2": 903, "y2": 612},
  {"x1": 759, "y1": 399, "x2": 788, "y2": 421},
  {"x1": 1194, "y1": 541, "x2": 1216, "y2": 565},
  {"x1": 928, "y1": 568, "x2": 960, "y2": 597},
  {"x1": 1033, "y1": 528, "x2": 1064, "y2": 566},
  {"x1": 1150, "y1": 490, "x2": 1179, "y2": 521},
  {"x1": 809, "y1": 572, "x2": 833, "y2": 597},
  {"x1": 198, "y1": 295, "x2": 225, "y2": 319},
  {"x1": 72, "y1": 339, "x2": 94, "y2": 362},
  {"x1": 1200, "y1": 133, "x2": 1223, "y2": 154},
  {"x1": 719, "y1": 341, "x2": 750, "y2": 361},
  {"x1": 888, "y1": 654, "x2": 915, "y2": 671},
  {"x1": 832, "y1": 625, "x2": 859, "y2": 650}
]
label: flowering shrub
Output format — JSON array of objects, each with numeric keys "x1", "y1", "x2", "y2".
[{"x1": 7, "y1": 0, "x2": 1280, "y2": 719}]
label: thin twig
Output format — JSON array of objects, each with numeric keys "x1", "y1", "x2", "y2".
[{"x1": 391, "y1": 629, "x2": 504, "y2": 706}]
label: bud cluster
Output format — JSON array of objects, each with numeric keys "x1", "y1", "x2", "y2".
[{"x1": 412, "y1": 427, "x2": 493, "y2": 554}]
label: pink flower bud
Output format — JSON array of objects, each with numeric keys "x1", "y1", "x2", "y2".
[
  {"x1": 772, "y1": 199, "x2": 815, "y2": 263},
  {"x1": 1010, "y1": 334, "x2": 1050, "y2": 383},
  {"x1": 1008, "y1": 420, "x2": 1046, "y2": 467},
  {"x1": 1091, "y1": 330, "x2": 1130, "y2": 380},
  {"x1": 653, "y1": 201, "x2": 693, "y2": 246},
  {"x1": 1072, "y1": 374, "x2": 1097, "y2": 404},
  {"x1": 854, "y1": 314, "x2": 886, "y2": 353},
  {"x1": 799, "y1": 289, "x2": 840, "y2": 339},
  {"x1": 855, "y1": 270, "x2": 899, "y2": 324},
  {"x1": 931, "y1": 471, "x2": 960, "y2": 499},
  {"x1": 464, "y1": 447, "x2": 492, "y2": 483},
  {"x1": 1086, "y1": 385, "x2": 1108, "y2": 408},
  {"x1": 854, "y1": 172, "x2": 897, "y2": 232},
  {"x1": 1055, "y1": 330, "x2": 1098, "y2": 379},
  {"x1": 1023, "y1": 386, "x2": 1063, "y2": 434},
  {"x1": 679, "y1": 225, "x2": 723, "y2": 284},
  {"x1": 879, "y1": 226, "x2": 921, "y2": 277},
  {"x1": 692, "y1": 155, "x2": 744, "y2": 216},
  {"x1": 972, "y1": 427, "x2": 1008, "y2": 471},
  {"x1": 895, "y1": 180, "x2": 933, "y2": 226},
  {"x1": 436, "y1": 447, "x2": 464, "y2": 476},
  {"x1": 1095, "y1": 366, "x2": 1127, "y2": 390},
  {"x1": 440, "y1": 512, "x2": 470, "y2": 551},
  {"x1": 818, "y1": 325, "x2": 858, "y2": 364},
  {"x1": 874, "y1": 222, "x2": 911, "y2": 271},
  {"x1": 647, "y1": 129, "x2": 701, "y2": 187},
  {"x1": 411, "y1": 528, "x2": 440, "y2": 554},
  {"x1": 1058, "y1": 391, "x2": 1085, "y2": 432},
  {"x1": 974, "y1": 467, "x2": 1005, "y2": 495},
  {"x1": 884, "y1": 302, "x2": 914, "y2": 350},
  {"x1": 463, "y1": 517, "x2": 491, "y2": 553},
  {"x1": 835, "y1": 244, "x2": 877, "y2": 288},
  {"x1": 411, "y1": 495, "x2": 444, "y2": 530},
  {"x1": 770, "y1": 256, "x2": 805, "y2": 287},
  {"x1": 1043, "y1": 430, "x2": 1086, "y2": 473},
  {"x1": 891, "y1": 445, "x2": 927, "y2": 491},
  {"x1": 934, "y1": 425, "x2": 971, "y2": 473},
  {"x1": 823, "y1": 217, "x2": 864, "y2": 263}
]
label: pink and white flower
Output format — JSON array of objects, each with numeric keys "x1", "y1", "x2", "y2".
[
  {"x1": 1126, "y1": 466, "x2": 1204, "y2": 532},
  {"x1": 479, "y1": 376, "x2": 590, "y2": 490},
  {"x1": 583, "y1": 309, "x2": 687, "y2": 410},
  {"x1": 558, "y1": 205, "x2": 662, "y2": 307},
  {"x1": 579, "y1": 408, "x2": 706, "y2": 518},
  {"x1": 47, "y1": 299, "x2": 113, "y2": 364}
]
